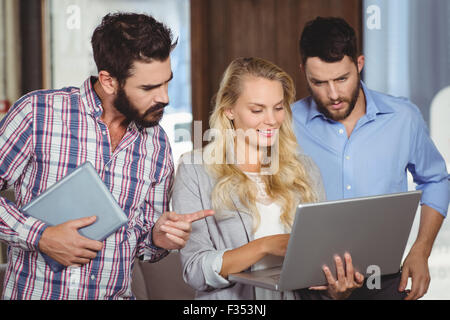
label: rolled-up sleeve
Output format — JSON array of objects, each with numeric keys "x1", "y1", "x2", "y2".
[
  {"x1": 408, "y1": 111, "x2": 449, "y2": 217},
  {"x1": 203, "y1": 249, "x2": 232, "y2": 289}
]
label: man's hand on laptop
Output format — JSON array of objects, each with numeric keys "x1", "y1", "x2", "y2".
[
  {"x1": 152, "y1": 210, "x2": 215, "y2": 250},
  {"x1": 309, "y1": 252, "x2": 364, "y2": 300},
  {"x1": 38, "y1": 216, "x2": 104, "y2": 267}
]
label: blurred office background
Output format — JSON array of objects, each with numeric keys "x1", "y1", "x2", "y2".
[
  {"x1": 363, "y1": 0, "x2": 450, "y2": 300},
  {"x1": 0, "y1": 0, "x2": 448, "y2": 299}
]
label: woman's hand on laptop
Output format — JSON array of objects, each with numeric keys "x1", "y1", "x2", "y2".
[
  {"x1": 219, "y1": 234, "x2": 290, "y2": 279},
  {"x1": 259, "y1": 234, "x2": 290, "y2": 257},
  {"x1": 309, "y1": 252, "x2": 364, "y2": 300}
]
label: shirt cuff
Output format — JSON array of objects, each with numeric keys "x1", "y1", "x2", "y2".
[
  {"x1": 16, "y1": 215, "x2": 48, "y2": 252},
  {"x1": 143, "y1": 226, "x2": 169, "y2": 262},
  {"x1": 419, "y1": 180, "x2": 449, "y2": 217},
  {"x1": 202, "y1": 249, "x2": 232, "y2": 289}
]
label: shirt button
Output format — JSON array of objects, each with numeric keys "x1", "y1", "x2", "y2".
[
  {"x1": 346, "y1": 185, "x2": 352, "y2": 190},
  {"x1": 91, "y1": 275, "x2": 96, "y2": 280},
  {"x1": 102, "y1": 131, "x2": 107, "y2": 135},
  {"x1": 338, "y1": 129, "x2": 344, "y2": 134},
  {"x1": 345, "y1": 156, "x2": 350, "y2": 160}
]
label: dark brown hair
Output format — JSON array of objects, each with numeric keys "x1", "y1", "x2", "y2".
[
  {"x1": 299, "y1": 16, "x2": 358, "y2": 66},
  {"x1": 91, "y1": 13, "x2": 177, "y2": 85}
]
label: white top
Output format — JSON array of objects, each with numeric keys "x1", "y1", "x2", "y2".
[
  {"x1": 252, "y1": 200, "x2": 286, "y2": 272},
  {"x1": 246, "y1": 172, "x2": 294, "y2": 300},
  {"x1": 206, "y1": 172, "x2": 296, "y2": 299}
]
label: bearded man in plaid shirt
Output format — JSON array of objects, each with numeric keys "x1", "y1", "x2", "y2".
[{"x1": 0, "y1": 12, "x2": 213, "y2": 300}]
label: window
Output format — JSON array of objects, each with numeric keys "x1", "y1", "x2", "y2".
[
  {"x1": 0, "y1": 0, "x2": 21, "y2": 121},
  {"x1": 0, "y1": 1, "x2": 6, "y2": 117},
  {"x1": 46, "y1": 0, "x2": 193, "y2": 166}
]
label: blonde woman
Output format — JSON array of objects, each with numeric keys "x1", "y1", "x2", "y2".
[{"x1": 171, "y1": 57, "x2": 363, "y2": 300}]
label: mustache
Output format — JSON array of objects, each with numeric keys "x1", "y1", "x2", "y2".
[
  {"x1": 328, "y1": 98, "x2": 349, "y2": 105},
  {"x1": 143, "y1": 102, "x2": 168, "y2": 117}
]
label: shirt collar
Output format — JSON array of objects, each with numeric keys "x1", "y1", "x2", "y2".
[
  {"x1": 306, "y1": 97, "x2": 328, "y2": 123},
  {"x1": 361, "y1": 81, "x2": 395, "y2": 120},
  {"x1": 80, "y1": 76, "x2": 104, "y2": 119},
  {"x1": 307, "y1": 80, "x2": 395, "y2": 123}
]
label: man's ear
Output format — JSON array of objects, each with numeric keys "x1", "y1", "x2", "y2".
[
  {"x1": 300, "y1": 63, "x2": 305, "y2": 74},
  {"x1": 98, "y1": 71, "x2": 118, "y2": 95},
  {"x1": 357, "y1": 55, "x2": 365, "y2": 74}
]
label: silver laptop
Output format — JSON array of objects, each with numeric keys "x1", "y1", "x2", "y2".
[
  {"x1": 229, "y1": 191, "x2": 421, "y2": 291},
  {"x1": 22, "y1": 162, "x2": 128, "y2": 241}
]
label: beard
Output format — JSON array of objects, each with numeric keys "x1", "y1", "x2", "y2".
[
  {"x1": 308, "y1": 75, "x2": 361, "y2": 121},
  {"x1": 113, "y1": 86, "x2": 167, "y2": 128}
]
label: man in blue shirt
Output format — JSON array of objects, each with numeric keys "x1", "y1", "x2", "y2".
[{"x1": 292, "y1": 17, "x2": 449, "y2": 300}]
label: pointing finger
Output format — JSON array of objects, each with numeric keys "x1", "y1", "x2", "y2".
[{"x1": 178, "y1": 210, "x2": 215, "y2": 223}]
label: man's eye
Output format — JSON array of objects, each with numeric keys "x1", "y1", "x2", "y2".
[{"x1": 142, "y1": 85, "x2": 160, "y2": 91}]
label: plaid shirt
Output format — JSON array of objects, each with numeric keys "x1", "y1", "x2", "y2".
[{"x1": 0, "y1": 77, "x2": 173, "y2": 299}]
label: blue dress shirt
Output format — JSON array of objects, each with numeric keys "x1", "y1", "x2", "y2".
[{"x1": 292, "y1": 81, "x2": 449, "y2": 217}]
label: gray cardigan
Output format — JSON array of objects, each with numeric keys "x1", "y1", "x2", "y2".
[{"x1": 171, "y1": 150, "x2": 327, "y2": 300}]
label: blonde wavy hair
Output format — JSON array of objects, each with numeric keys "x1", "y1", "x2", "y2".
[{"x1": 205, "y1": 57, "x2": 318, "y2": 232}]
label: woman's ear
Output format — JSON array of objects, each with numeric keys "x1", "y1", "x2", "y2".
[{"x1": 224, "y1": 108, "x2": 234, "y2": 121}]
